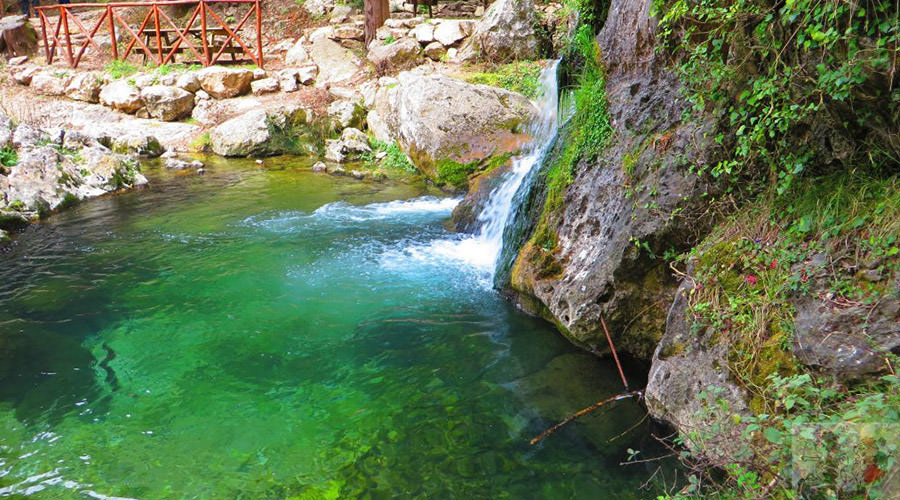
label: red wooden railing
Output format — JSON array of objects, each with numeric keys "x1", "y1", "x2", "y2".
[{"x1": 35, "y1": 0, "x2": 263, "y2": 69}]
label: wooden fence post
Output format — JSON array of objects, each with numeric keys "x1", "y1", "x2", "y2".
[{"x1": 364, "y1": 0, "x2": 389, "y2": 47}]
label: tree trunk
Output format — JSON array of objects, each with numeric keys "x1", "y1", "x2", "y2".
[
  {"x1": 0, "y1": 15, "x2": 37, "y2": 58},
  {"x1": 364, "y1": 0, "x2": 389, "y2": 47}
]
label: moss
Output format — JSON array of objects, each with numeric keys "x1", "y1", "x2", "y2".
[
  {"x1": 436, "y1": 153, "x2": 513, "y2": 190},
  {"x1": 658, "y1": 340, "x2": 686, "y2": 360},
  {"x1": 466, "y1": 61, "x2": 545, "y2": 100}
]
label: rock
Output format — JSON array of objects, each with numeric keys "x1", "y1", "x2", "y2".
[
  {"x1": 196, "y1": 67, "x2": 253, "y2": 99},
  {"x1": 367, "y1": 37, "x2": 422, "y2": 75},
  {"x1": 251, "y1": 77, "x2": 280, "y2": 95},
  {"x1": 64, "y1": 72, "x2": 103, "y2": 103},
  {"x1": 195, "y1": 89, "x2": 211, "y2": 101},
  {"x1": 327, "y1": 99, "x2": 366, "y2": 129},
  {"x1": 474, "y1": 5, "x2": 484, "y2": 16},
  {"x1": 423, "y1": 41, "x2": 446, "y2": 60},
  {"x1": 433, "y1": 20, "x2": 467, "y2": 46},
  {"x1": 10, "y1": 64, "x2": 39, "y2": 85},
  {"x1": 161, "y1": 150, "x2": 178, "y2": 159},
  {"x1": 301, "y1": 0, "x2": 335, "y2": 17},
  {"x1": 324, "y1": 127, "x2": 371, "y2": 162},
  {"x1": 100, "y1": 80, "x2": 143, "y2": 114},
  {"x1": 11, "y1": 124, "x2": 45, "y2": 149},
  {"x1": 412, "y1": 22, "x2": 435, "y2": 43},
  {"x1": 503, "y1": 0, "x2": 712, "y2": 360},
  {"x1": 0, "y1": 113, "x2": 11, "y2": 148},
  {"x1": 140, "y1": 85, "x2": 195, "y2": 121},
  {"x1": 327, "y1": 164, "x2": 346, "y2": 175},
  {"x1": 458, "y1": 0, "x2": 539, "y2": 62},
  {"x1": 4, "y1": 144, "x2": 147, "y2": 213},
  {"x1": 645, "y1": 277, "x2": 750, "y2": 461},
  {"x1": 792, "y1": 289, "x2": 900, "y2": 380},
  {"x1": 97, "y1": 132, "x2": 164, "y2": 157},
  {"x1": 296, "y1": 65, "x2": 319, "y2": 85},
  {"x1": 308, "y1": 37, "x2": 362, "y2": 85},
  {"x1": 447, "y1": 47, "x2": 458, "y2": 60},
  {"x1": 285, "y1": 41, "x2": 311, "y2": 66},
  {"x1": 158, "y1": 74, "x2": 177, "y2": 86},
  {"x1": 31, "y1": 71, "x2": 71, "y2": 96},
  {"x1": 165, "y1": 157, "x2": 205, "y2": 170},
  {"x1": 209, "y1": 105, "x2": 308, "y2": 157},
  {"x1": 312, "y1": 161, "x2": 328, "y2": 172},
  {"x1": 8, "y1": 56, "x2": 27, "y2": 65},
  {"x1": 252, "y1": 68, "x2": 266, "y2": 80},
  {"x1": 190, "y1": 96, "x2": 262, "y2": 125},
  {"x1": 350, "y1": 169, "x2": 364, "y2": 179},
  {"x1": 366, "y1": 109, "x2": 392, "y2": 143},
  {"x1": 332, "y1": 24, "x2": 365, "y2": 41},
  {"x1": 330, "y1": 4, "x2": 353, "y2": 23},
  {"x1": 132, "y1": 73, "x2": 158, "y2": 89},
  {"x1": 175, "y1": 72, "x2": 201, "y2": 93},
  {"x1": 0, "y1": 15, "x2": 38, "y2": 58},
  {"x1": 276, "y1": 69, "x2": 299, "y2": 92},
  {"x1": 373, "y1": 71, "x2": 535, "y2": 177}
]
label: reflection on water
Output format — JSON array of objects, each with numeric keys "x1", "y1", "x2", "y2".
[{"x1": 0, "y1": 159, "x2": 673, "y2": 499}]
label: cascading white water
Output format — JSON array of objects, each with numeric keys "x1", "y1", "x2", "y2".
[
  {"x1": 382, "y1": 61, "x2": 562, "y2": 285},
  {"x1": 471, "y1": 60, "x2": 561, "y2": 275}
]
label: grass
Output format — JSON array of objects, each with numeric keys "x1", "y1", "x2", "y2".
[
  {"x1": 467, "y1": 61, "x2": 545, "y2": 100},
  {"x1": 104, "y1": 60, "x2": 139, "y2": 80},
  {"x1": 190, "y1": 132, "x2": 211, "y2": 152}
]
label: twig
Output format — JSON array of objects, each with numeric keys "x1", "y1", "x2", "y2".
[
  {"x1": 529, "y1": 390, "x2": 643, "y2": 445},
  {"x1": 607, "y1": 411, "x2": 649, "y2": 443},
  {"x1": 600, "y1": 312, "x2": 630, "y2": 390}
]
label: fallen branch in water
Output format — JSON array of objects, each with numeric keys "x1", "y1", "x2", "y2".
[{"x1": 529, "y1": 390, "x2": 644, "y2": 445}]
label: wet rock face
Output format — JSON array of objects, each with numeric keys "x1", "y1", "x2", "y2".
[{"x1": 508, "y1": 0, "x2": 712, "y2": 359}]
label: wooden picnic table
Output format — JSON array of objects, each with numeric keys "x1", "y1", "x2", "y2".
[{"x1": 141, "y1": 25, "x2": 244, "y2": 64}]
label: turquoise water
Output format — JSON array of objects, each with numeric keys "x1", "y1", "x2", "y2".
[{"x1": 0, "y1": 158, "x2": 666, "y2": 499}]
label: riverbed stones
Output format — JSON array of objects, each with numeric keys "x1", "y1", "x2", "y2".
[
  {"x1": 371, "y1": 71, "x2": 535, "y2": 178},
  {"x1": 327, "y1": 99, "x2": 366, "y2": 129},
  {"x1": 65, "y1": 72, "x2": 103, "y2": 103},
  {"x1": 197, "y1": 67, "x2": 253, "y2": 99},
  {"x1": 209, "y1": 105, "x2": 308, "y2": 157},
  {"x1": 99, "y1": 80, "x2": 143, "y2": 114},
  {"x1": 324, "y1": 127, "x2": 370, "y2": 163},
  {"x1": 140, "y1": 85, "x2": 195, "y2": 122},
  {"x1": 458, "y1": 0, "x2": 539, "y2": 62}
]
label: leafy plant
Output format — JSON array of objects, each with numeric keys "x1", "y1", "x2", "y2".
[
  {"x1": 382, "y1": 35, "x2": 397, "y2": 45},
  {"x1": 653, "y1": 0, "x2": 900, "y2": 194},
  {"x1": 361, "y1": 140, "x2": 416, "y2": 172},
  {"x1": 0, "y1": 146, "x2": 17, "y2": 168}
]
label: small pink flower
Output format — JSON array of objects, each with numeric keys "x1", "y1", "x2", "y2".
[{"x1": 745, "y1": 275, "x2": 757, "y2": 285}]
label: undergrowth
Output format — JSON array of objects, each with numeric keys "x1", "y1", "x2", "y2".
[
  {"x1": 104, "y1": 60, "x2": 138, "y2": 80},
  {"x1": 436, "y1": 153, "x2": 512, "y2": 189},
  {"x1": 360, "y1": 140, "x2": 416, "y2": 172},
  {"x1": 0, "y1": 146, "x2": 17, "y2": 171},
  {"x1": 467, "y1": 61, "x2": 545, "y2": 100},
  {"x1": 667, "y1": 173, "x2": 900, "y2": 498}
]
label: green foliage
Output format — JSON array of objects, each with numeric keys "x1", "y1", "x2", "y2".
[
  {"x1": 654, "y1": 0, "x2": 900, "y2": 194},
  {"x1": 361, "y1": 140, "x2": 416, "y2": 172},
  {"x1": 8, "y1": 200, "x2": 25, "y2": 211},
  {"x1": 666, "y1": 375, "x2": 900, "y2": 500},
  {"x1": 154, "y1": 63, "x2": 202, "y2": 76},
  {"x1": 383, "y1": 36, "x2": 397, "y2": 45},
  {"x1": 0, "y1": 146, "x2": 17, "y2": 168},
  {"x1": 467, "y1": 61, "x2": 545, "y2": 100},
  {"x1": 104, "y1": 60, "x2": 138, "y2": 80},
  {"x1": 436, "y1": 158, "x2": 479, "y2": 189}
]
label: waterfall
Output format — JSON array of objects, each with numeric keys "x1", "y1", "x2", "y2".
[
  {"x1": 472, "y1": 60, "x2": 561, "y2": 279},
  {"x1": 389, "y1": 61, "x2": 563, "y2": 287}
]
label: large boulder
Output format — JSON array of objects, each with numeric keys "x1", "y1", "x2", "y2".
[
  {"x1": 285, "y1": 41, "x2": 311, "y2": 66},
  {"x1": 3, "y1": 144, "x2": 147, "y2": 214},
  {"x1": 196, "y1": 67, "x2": 253, "y2": 99},
  {"x1": 458, "y1": 0, "x2": 539, "y2": 62},
  {"x1": 308, "y1": 37, "x2": 362, "y2": 85},
  {"x1": 65, "y1": 72, "x2": 103, "y2": 103},
  {"x1": 30, "y1": 71, "x2": 71, "y2": 96},
  {"x1": 433, "y1": 20, "x2": 471, "y2": 47},
  {"x1": 367, "y1": 37, "x2": 422, "y2": 75},
  {"x1": 209, "y1": 106, "x2": 308, "y2": 157},
  {"x1": 371, "y1": 71, "x2": 535, "y2": 178},
  {"x1": 99, "y1": 80, "x2": 143, "y2": 114},
  {"x1": 324, "y1": 127, "x2": 371, "y2": 163},
  {"x1": 140, "y1": 85, "x2": 195, "y2": 121}
]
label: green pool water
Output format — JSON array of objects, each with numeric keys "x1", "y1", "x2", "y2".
[{"x1": 0, "y1": 158, "x2": 670, "y2": 499}]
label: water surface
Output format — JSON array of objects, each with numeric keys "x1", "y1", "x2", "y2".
[{"x1": 0, "y1": 159, "x2": 664, "y2": 499}]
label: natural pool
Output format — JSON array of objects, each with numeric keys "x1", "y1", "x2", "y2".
[{"x1": 0, "y1": 158, "x2": 668, "y2": 499}]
